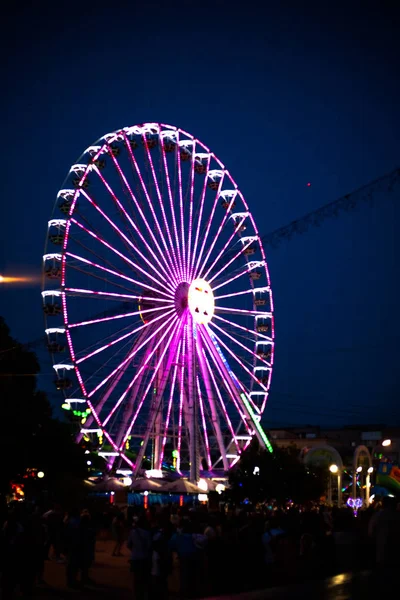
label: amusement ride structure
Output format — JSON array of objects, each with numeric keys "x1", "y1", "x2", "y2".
[{"x1": 42, "y1": 123, "x2": 275, "y2": 481}]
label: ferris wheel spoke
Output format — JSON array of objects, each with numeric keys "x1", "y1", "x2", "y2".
[
  {"x1": 195, "y1": 339, "x2": 228, "y2": 470},
  {"x1": 201, "y1": 216, "x2": 247, "y2": 281},
  {"x1": 197, "y1": 196, "x2": 238, "y2": 281},
  {"x1": 199, "y1": 325, "x2": 257, "y2": 423},
  {"x1": 76, "y1": 308, "x2": 175, "y2": 365},
  {"x1": 70, "y1": 217, "x2": 171, "y2": 292},
  {"x1": 207, "y1": 238, "x2": 255, "y2": 284},
  {"x1": 121, "y1": 132, "x2": 180, "y2": 284},
  {"x1": 68, "y1": 303, "x2": 171, "y2": 329},
  {"x1": 209, "y1": 320, "x2": 272, "y2": 368},
  {"x1": 87, "y1": 312, "x2": 177, "y2": 398},
  {"x1": 215, "y1": 305, "x2": 272, "y2": 318},
  {"x1": 213, "y1": 314, "x2": 272, "y2": 343},
  {"x1": 185, "y1": 152, "x2": 196, "y2": 283},
  {"x1": 211, "y1": 262, "x2": 259, "y2": 292},
  {"x1": 204, "y1": 326, "x2": 269, "y2": 392},
  {"x1": 121, "y1": 318, "x2": 182, "y2": 451},
  {"x1": 160, "y1": 139, "x2": 184, "y2": 281},
  {"x1": 64, "y1": 286, "x2": 174, "y2": 305},
  {"x1": 197, "y1": 375, "x2": 212, "y2": 470},
  {"x1": 189, "y1": 156, "x2": 211, "y2": 280},
  {"x1": 214, "y1": 286, "x2": 270, "y2": 301},
  {"x1": 79, "y1": 188, "x2": 173, "y2": 286},
  {"x1": 142, "y1": 138, "x2": 181, "y2": 280},
  {"x1": 65, "y1": 252, "x2": 172, "y2": 300},
  {"x1": 92, "y1": 161, "x2": 177, "y2": 284},
  {"x1": 132, "y1": 320, "x2": 184, "y2": 475},
  {"x1": 199, "y1": 340, "x2": 240, "y2": 455},
  {"x1": 111, "y1": 336, "x2": 156, "y2": 447},
  {"x1": 82, "y1": 339, "x2": 140, "y2": 430},
  {"x1": 102, "y1": 316, "x2": 179, "y2": 430},
  {"x1": 158, "y1": 338, "x2": 182, "y2": 469},
  {"x1": 192, "y1": 173, "x2": 226, "y2": 279},
  {"x1": 176, "y1": 134, "x2": 188, "y2": 280}
]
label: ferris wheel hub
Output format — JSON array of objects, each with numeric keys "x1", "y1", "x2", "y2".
[
  {"x1": 188, "y1": 278, "x2": 214, "y2": 325},
  {"x1": 174, "y1": 281, "x2": 189, "y2": 317}
]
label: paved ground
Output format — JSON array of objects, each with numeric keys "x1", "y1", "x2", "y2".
[{"x1": 2, "y1": 540, "x2": 392, "y2": 599}]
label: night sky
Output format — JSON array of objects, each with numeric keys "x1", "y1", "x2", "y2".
[{"x1": 1, "y1": 1, "x2": 399, "y2": 427}]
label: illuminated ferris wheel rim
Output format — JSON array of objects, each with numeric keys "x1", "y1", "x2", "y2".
[{"x1": 42, "y1": 122, "x2": 275, "y2": 477}]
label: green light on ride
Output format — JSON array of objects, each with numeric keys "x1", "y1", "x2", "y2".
[
  {"x1": 172, "y1": 449, "x2": 179, "y2": 458},
  {"x1": 61, "y1": 403, "x2": 70, "y2": 411},
  {"x1": 240, "y1": 393, "x2": 273, "y2": 453}
]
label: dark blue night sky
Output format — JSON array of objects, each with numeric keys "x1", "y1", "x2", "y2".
[{"x1": 1, "y1": 1, "x2": 399, "y2": 427}]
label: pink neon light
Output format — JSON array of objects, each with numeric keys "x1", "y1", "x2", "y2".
[
  {"x1": 69, "y1": 303, "x2": 169, "y2": 329},
  {"x1": 64, "y1": 286, "x2": 173, "y2": 305},
  {"x1": 102, "y1": 316, "x2": 178, "y2": 427},
  {"x1": 65, "y1": 252, "x2": 173, "y2": 300},
  {"x1": 121, "y1": 132, "x2": 180, "y2": 285},
  {"x1": 159, "y1": 339, "x2": 182, "y2": 468},
  {"x1": 197, "y1": 376, "x2": 212, "y2": 469},
  {"x1": 70, "y1": 218, "x2": 170, "y2": 292},
  {"x1": 177, "y1": 322, "x2": 187, "y2": 473},
  {"x1": 185, "y1": 150, "x2": 196, "y2": 282},
  {"x1": 210, "y1": 320, "x2": 271, "y2": 367},
  {"x1": 201, "y1": 215, "x2": 246, "y2": 281},
  {"x1": 211, "y1": 265, "x2": 254, "y2": 292},
  {"x1": 206, "y1": 327, "x2": 269, "y2": 392},
  {"x1": 200, "y1": 326, "x2": 257, "y2": 420},
  {"x1": 120, "y1": 318, "x2": 182, "y2": 447},
  {"x1": 214, "y1": 288, "x2": 264, "y2": 301},
  {"x1": 189, "y1": 156, "x2": 211, "y2": 280},
  {"x1": 214, "y1": 314, "x2": 272, "y2": 342},
  {"x1": 176, "y1": 134, "x2": 187, "y2": 280},
  {"x1": 197, "y1": 195, "x2": 237, "y2": 280},
  {"x1": 192, "y1": 174, "x2": 225, "y2": 279},
  {"x1": 76, "y1": 308, "x2": 175, "y2": 365},
  {"x1": 88, "y1": 312, "x2": 177, "y2": 398},
  {"x1": 143, "y1": 137, "x2": 181, "y2": 281},
  {"x1": 100, "y1": 148, "x2": 178, "y2": 284},
  {"x1": 160, "y1": 137, "x2": 184, "y2": 281},
  {"x1": 208, "y1": 238, "x2": 254, "y2": 284},
  {"x1": 214, "y1": 305, "x2": 272, "y2": 317},
  {"x1": 200, "y1": 345, "x2": 240, "y2": 453},
  {"x1": 79, "y1": 188, "x2": 172, "y2": 286}
]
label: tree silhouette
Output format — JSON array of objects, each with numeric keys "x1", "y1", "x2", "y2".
[
  {"x1": 0, "y1": 317, "x2": 86, "y2": 498},
  {"x1": 229, "y1": 438, "x2": 324, "y2": 504}
]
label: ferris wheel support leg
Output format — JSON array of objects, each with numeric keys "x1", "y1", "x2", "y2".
[
  {"x1": 152, "y1": 350, "x2": 165, "y2": 470},
  {"x1": 201, "y1": 325, "x2": 272, "y2": 453},
  {"x1": 187, "y1": 318, "x2": 199, "y2": 483},
  {"x1": 76, "y1": 361, "x2": 129, "y2": 443},
  {"x1": 196, "y1": 334, "x2": 229, "y2": 470},
  {"x1": 132, "y1": 323, "x2": 183, "y2": 478}
]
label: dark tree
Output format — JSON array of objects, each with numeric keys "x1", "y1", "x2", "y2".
[
  {"x1": 0, "y1": 317, "x2": 86, "y2": 497},
  {"x1": 229, "y1": 438, "x2": 324, "y2": 504}
]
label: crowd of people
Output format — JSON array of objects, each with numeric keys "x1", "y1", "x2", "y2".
[{"x1": 1, "y1": 495, "x2": 400, "y2": 598}]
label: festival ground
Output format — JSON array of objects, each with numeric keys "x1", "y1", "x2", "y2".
[{"x1": 14, "y1": 539, "x2": 390, "y2": 600}]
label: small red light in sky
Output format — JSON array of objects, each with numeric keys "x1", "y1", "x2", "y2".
[{"x1": 307, "y1": 182, "x2": 311, "y2": 187}]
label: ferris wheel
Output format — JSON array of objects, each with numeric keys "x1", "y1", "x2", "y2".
[{"x1": 42, "y1": 123, "x2": 275, "y2": 480}]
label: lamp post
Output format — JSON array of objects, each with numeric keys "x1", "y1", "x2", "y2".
[
  {"x1": 366, "y1": 467, "x2": 373, "y2": 504},
  {"x1": 329, "y1": 464, "x2": 342, "y2": 506},
  {"x1": 353, "y1": 466, "x2": 362, "y2": 501}
]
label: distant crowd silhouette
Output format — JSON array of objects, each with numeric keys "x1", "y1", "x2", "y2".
[{"x1": 1, "y1": 495, "x2": 400, "y2": 598}]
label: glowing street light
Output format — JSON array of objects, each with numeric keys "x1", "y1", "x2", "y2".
[
  {"x1": 368, "y1": 467, "x2": 374, "y2": 474},
  {"x1": 329, "y1": 464, "x2": 339, "y2": 474},
  {"x1": 382, "y1": 439, "x2": 391, "y2": 447},
  {"x1": 356, "y1": 466, "x2": 363, "y2": 473},
  {"x1": 37, "y1": 471, "x2": 45, "y2": 479}
]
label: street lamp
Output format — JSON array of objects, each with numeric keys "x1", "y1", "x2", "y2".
[
  {"x1": 366, "y1": 467, "x2": 373, "y2": 504},
  {"x1": 382, "y1": 439, "x2": 391, "y2": 447},
  {"x1": 328, "y1": 464, "x2": 342, "y2": 506}
]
